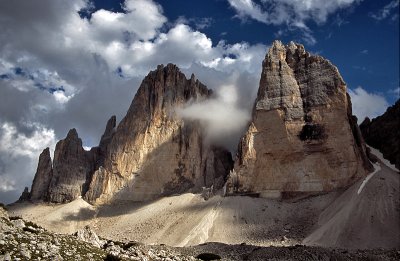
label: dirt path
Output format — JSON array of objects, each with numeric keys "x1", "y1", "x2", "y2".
[{"x1": 303, "y1": 158, "x2": 399, "y2": 249}]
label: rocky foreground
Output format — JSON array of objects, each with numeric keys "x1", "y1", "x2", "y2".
[
  {"x1": 0, "y1": 205, "x2": 198, "y2": 261},
  {"x1": 1, "y1": 206, "x2": 399, "y2": 261}
]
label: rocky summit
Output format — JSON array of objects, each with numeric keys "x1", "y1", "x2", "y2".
[
  {"x1": 226, "y1": 40, "x2": 372, "y2": 197},
  {"x1": 28, "y1": 63, "x2": 233, "y2": 204}
]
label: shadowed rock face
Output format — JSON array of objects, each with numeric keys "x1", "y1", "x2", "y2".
[
  {"x1": 47, "y1": 129, "x2": 95, "y2": 203},
  {"x1": 28, "y1": 64, "x2": 233, "y2": 204},
  {"x1": 360, "y1": 99, "x2": 400, "y2": 169},
  {"x1": 30, "y1": 148, "x2": 53, "y2": 201},
  {"x1": 227, "y1": 40, "x2": 372, "y2": 197}
]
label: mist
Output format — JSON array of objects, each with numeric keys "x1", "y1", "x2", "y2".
[{"x1": 177, "y1": 84, "x2": 251, "y2": 152}]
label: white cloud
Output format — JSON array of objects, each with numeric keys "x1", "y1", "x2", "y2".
[
  {"x1": 53, "y1": 90, "x2": 74, "y2": 104},
  {"x1": 227, "y1": 0, "x2": 362, "y2": 44},
  {"x1": 0, "y1": 121, "x2": 56, "y2": 200},
  {"x1": 88, "y1": 0, "x2": 166, "y2": 43},
  {"x1": 228, "y1": 0, "x2": 269, "y2": 23},
  {"x1": 0, "y1": 176, "x2": 16, "y2": 192},
  {"x1": 177, "y1": 84, "x2": 251, "y2": 150},
  {"x1": 0, "y1": 122, "x2": 56, "y2": 159},
  {"x1": 370, "y1": 0, "x2": 399, "y2": 21},
  {"x1": 348, "y1": 86, "x2": 389, "y2": 121}
]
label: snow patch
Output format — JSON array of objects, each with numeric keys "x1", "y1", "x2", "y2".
[
  {"x1": 357, "y1": 163, "x2": 381, "y2": 195},
  {"x1": 367, "y1": 145, "x2": 399, "y2": 172}
]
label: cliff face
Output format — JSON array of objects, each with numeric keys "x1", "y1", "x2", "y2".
[
  {"x1": 85, "y1": 64, "x2": 233, "y2": 203},
  {"x1": 47, "y1": 129, "x2": 96, "y2": 203},
  {"x1": 29, "y1": 148, "x2": 53, "y2": 201},
  {"x1": 360, "y1": 99, "x2": 400, "y2": 169},
  {"x1": 28, "y1": 64, "x2": 233, "y2": 204},
  {"x1": 227, "y1": 41, "x2": 372, "y2": 197},
  {"x1": 27, "y1": 43, "x2": 374, "y2": 203}
]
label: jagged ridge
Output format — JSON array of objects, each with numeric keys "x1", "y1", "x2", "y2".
[{"x1": 27, "y1": 64, "x2": 233, "y2": 204}]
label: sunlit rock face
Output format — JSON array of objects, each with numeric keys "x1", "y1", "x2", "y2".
[
  {"x1": 227, "y1": 40, "x2": 372, "y2": 197},
  {"x1": 84, "y1": 64, "x2": 233, "y2": 204}
]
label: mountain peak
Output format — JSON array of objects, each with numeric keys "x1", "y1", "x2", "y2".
[
  {"x1": 228, "y1": 41, "x2": 372, "y2": 196},
  {"x1": 66, "y1": 128, "x2": 79, "y2": 140}
]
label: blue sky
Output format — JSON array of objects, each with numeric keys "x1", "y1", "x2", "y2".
[{"x1": 0, "y1": 0, "x2": 398, "y2": 203}]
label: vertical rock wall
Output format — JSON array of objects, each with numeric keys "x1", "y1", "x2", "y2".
[{"x1": 228, "y1": 41, "x2": 372, "y2": 197}]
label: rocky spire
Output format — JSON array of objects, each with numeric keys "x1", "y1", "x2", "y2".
[
  {"x1": 228, "y1": 40, "x2": 372, "y2": 197},
  {"x1": 47, "y1": 128, "x2": 94, "y2": 203},
  {"x1": 30, "y1": 147, "x2": 53, "y2": 201},
  {"x1": 17, "y1": 187, "x2": 30, "y2": 202}
]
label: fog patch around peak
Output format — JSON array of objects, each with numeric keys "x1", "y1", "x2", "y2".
[{"x1": 177, "y1": 84, "x2": 250, "y2": 152}]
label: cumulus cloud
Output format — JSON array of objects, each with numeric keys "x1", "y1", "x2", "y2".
[
  {"x1": 227, "y1": 0, "x2": 362, "y2": 44},
  {"x1": 349, "y1": 86, "x2": 389, "y2": 122},
  {"x1": 90, "y1": 0, "x2": 166, "y2": 42},
  {"x1": 0, "y1": 121, "x2": 56, "y2": 203},
  {"x1": 177, "y1": 85, "x2": 251, "y2": 151}
]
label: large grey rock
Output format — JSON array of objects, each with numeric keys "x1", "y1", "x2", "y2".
[
  {"x1": 227, "y1": 40, "x2": 372, "y2": 197},
  {"x1": 74, "y1": 225, "x2": 105, "y2": 248}
]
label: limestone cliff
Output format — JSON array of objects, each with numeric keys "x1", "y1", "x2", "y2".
[
  {"x1": 85, "y1": 64, "x2": 233, "y2": 203},
  {"x1": 360, "y1": 99, "x2": 400, "y2": 169},
  {"x1": 30, "y1": 148, "x2": 53, "y2": 201},
  {"x1": 227, "y1": 41, "x2": 372, "y2": 197},
  {"x1": 28, "y1": 64, "x2": 233, "y2": 204},
  {"x1": 47, "y1": 129, "x2": 95, "y2": 203}
]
